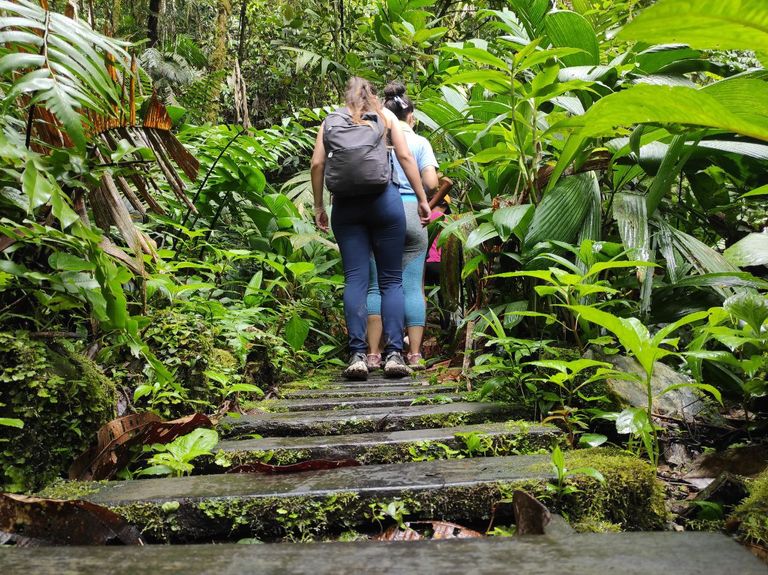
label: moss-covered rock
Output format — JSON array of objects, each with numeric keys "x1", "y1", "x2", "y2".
[
  {"x1": 0, "y1": 331, "x2": 116, "y2": 492},
  {"x1": 561, "y1": 449, "x2": 667, "y2": 530},
  {"x1": 732, "y1": 470, "x2": 768, "y2": 545}
]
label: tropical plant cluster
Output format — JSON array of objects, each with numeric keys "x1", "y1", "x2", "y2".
[{"x1": 0, "y1": 2, "x2": 765, "y2": 545}]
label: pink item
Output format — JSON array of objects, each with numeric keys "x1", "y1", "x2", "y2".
[{"x1": 427, "y1": 211, "x2": 443, "y2": 263}]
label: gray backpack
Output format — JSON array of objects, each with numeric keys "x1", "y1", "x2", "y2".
[{"x1": 322, "y1": 108, "x2": 391, "y2": 197}]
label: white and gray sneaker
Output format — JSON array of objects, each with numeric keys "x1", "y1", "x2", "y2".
[
  {"x1": 383, "y1": 351, "x2": 412, "y2": 379},
  {"x1": 343, "y1": 352, "x2": 369, "y2": 381}
]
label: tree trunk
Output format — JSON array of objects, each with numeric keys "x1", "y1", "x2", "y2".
[
  {"x1": 206, "y1": 0, "x2": 231, "y2": 124},
  {"x1": 148, "y1": 0, "x2": 162, "y2": 47},
  {"x1": 111, "y1": 0, "x2": 121, "y2": 34},
  {"x1": 237, "y1": 0, "x2": 248, "y2": 65}
]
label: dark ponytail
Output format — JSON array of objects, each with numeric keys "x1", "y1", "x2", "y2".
[{"x1": 383, "y1": 81, "x2": 414, "y2": 121}]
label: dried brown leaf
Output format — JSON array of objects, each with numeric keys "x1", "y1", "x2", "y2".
[
  {"x1": 513, "y1": 491, "x2": 551, "y2": 535},
  {"x1": 0, "y1": 494, "x2": 143, "y2": 546},
  {"x1": 69, "y1": 413, "x2": 161, "y2": 481},
  {"x1": 70, "y1": 413, "x2": 213, "y2": 481},
  {"x1": 375, "y1": 521, "x2": 483, "y2": 541},
  {"x1": 142, "y1": 91, "x2": 172, "y2": 130}
]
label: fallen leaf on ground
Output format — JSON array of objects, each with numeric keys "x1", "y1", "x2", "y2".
[
  {"x1": 0, "y1": 494, "x2": 144, "y2": 546},
  {"x1": 70, "y1": 413, "x2": 213, "y2": 480},
  {"x1": 375, "y1": 521, "x2": 483, "y2": 541}
]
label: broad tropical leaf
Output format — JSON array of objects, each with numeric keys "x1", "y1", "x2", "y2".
[{"x1": 618, "y1": 0, "x2": 768, "y2": 63}]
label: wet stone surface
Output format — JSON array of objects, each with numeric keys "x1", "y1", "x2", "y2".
[
  {"x1": 86, "y1": 455, "x2": 552, "y2": 504},
  {"x1": 213, "y1": 421, "x2": 558, "y2": 465},
  {"x1": 220, "y1": 402, "x2": 526, "y2": 438},
  {"x1": 1, "y1": 534, "x2": 765, "y2": 575},
  {"x1": 262, "y1": 395, "x2": 463, "y2": 412},
  {"x1": 280, "y1": 382, "x2": 460, "y2": 399}
]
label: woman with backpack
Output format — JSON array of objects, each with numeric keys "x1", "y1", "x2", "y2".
[
  {"x1": 311, "y1": 77, "x2": 431, "y2": 380},
  {"x1": 366, "y1": 81, "x2": 440, "y2": 371}
]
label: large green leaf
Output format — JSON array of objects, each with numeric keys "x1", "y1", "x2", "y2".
[
  {"x1": 523, "y1": 173, "x2": 596, "y2": 254},
  {"x1": 723, "y1": 291, "x2": 768, "y2": 334},
  {"x1": 618, "y1": 0, "x2": 768, "y2": 62},
  {"x1": 493, "y1": 204, "x2": 534, "y2": 242},
  {"x1": 284, "y1": 314, "x2": 310, "y2": 351},
  {"x1": 544, "y1": 10, "x2": 599, "y2": 67},
  {"x1": 565, "y1": 81, "x2": 768, "y2": 142},
  {"x1": 723, "y1": 233, "x2": 768, "y2": 267}
]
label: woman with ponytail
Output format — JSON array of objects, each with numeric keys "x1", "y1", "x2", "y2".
[
  {"x1": 311, "y1": 77, "x2": 431, "y2": 380},
  {"x1": 366, "y1": 81, "x2": 440, "y2": 370}
]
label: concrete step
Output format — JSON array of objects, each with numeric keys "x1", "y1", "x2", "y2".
[
  {"x1": 70, "y1": 450, "x2": 664, "y2": 542},
  {"x1": 220, "y1": 402, "x2": 525, "y2": 438},
  {"x1": 256, "y1": 394, "x2": 462, "y2": 412},
  {"x1": 1, "y1": 534, "x2": 764, "y2": 575},
  {"x1": 282, "y1": 376, "x2": 445, "y2": 390},
  {"x1": 280, "y1": 382, "x2": 460, "y2": 399},
  {"x1": 212, "y1": 422, "x2": 558, "y2": 467}
]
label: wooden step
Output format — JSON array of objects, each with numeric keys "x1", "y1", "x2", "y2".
[
  {"x1": 1, "y1": 534, "x2": 764, "y2": 575},
  {"x1": 280, "y1": 382, "x2": 460, "y2": 399},
  {"x1": 212, "y1": 421, "x2": 558, "y2": 467},
  {"x1": 282, "y1": 376, "x2": 445, "y2": 390},
  {"x1": 257, "y1": 394, "x2": 462, "y2": 412},
  {"x1": 69, "y1": 451, "x2": 664, "y2": 542},
  {"x1": 220, "y1": 402, "x2": 525, "y2": 438}
]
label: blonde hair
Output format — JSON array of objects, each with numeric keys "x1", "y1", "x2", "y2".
[{"x1": 345, "y1": 77, "x2": 383, "y2": 125}]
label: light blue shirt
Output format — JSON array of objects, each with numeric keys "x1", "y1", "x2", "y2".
[{"x1": 392, "y1": 121, "x2": 438, "y2": 198}]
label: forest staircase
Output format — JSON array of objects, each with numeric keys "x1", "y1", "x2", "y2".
[{"x1": 2, "y1": 371, "x2": 764, "y2": 574}]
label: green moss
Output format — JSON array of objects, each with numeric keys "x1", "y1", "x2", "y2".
[
  {"x1": 560, "y1": 448, "x2": 667, "y2": 530},
  {"x1": 572, "y1": 518, "x2": 623, "y2": 533},
  {"x1": 211, "y1": 348, "x2": 238, "y2": 370},
  {"x1": 111, "y1": 501, "x2": 181, "y2": 541},
  {"x1": 103, "y1": 454, "x2": 662, "y2": 542},
  {"x1": 0, "y1": 332, "x2": 116, "y2": 492},
  {"x1": 249, "y1": 399, "x2": 287, "y2": 413},
  {"x1": 36, "y1": 479, "x2": 107, "y2": 499},
  {"x1": 732, "y1": 469, "x2": 768, "y2": 545}
]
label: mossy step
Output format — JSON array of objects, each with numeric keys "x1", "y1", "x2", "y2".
[
  {"x1": 282, "y1": 376, "x2": 436, "y2": 390},
  {"x1": 212, "y1": 421, "x2": 558, "y2": 467},
  {"x1": 220, "y1": 402, "x2": 525, "y2": 438},
  {"x1": 280, "y1": 382, "x2": 460, "y2": 399},
  {"x1": 2, "y1": 534, "x2": 764, "y2": 575},
  {"x1": 69, "y1": 450, "x2": 664, "y2": 542},
  {"x1": 256, "y1": 395, "x2": 463, "y2": 412}
]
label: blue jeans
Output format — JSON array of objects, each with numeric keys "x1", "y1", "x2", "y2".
[
  {"x1": 331, "y1": 182, "x2": 406, "y2": 354},
  {"x1": 368, "y1": 195, "x2": 428, "y2": 327}
]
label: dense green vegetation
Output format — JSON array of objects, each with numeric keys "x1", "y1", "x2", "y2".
[{"x1": 0, "y1": 0, "x2": 766, "y2": 547}]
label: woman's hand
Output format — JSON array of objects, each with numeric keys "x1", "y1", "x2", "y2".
[
  {"x1": 315, "y1": 206, "x2": 329, "y2": 232},
  {"x1": 418, "y1": 199, "x2": 431, "y2": 227}
]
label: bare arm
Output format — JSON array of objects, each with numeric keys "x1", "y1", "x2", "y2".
[
  {"x1": 428, "y1": 176, "x2": 453, "y2": 210},
  {"x1": 421, "y1": 166, "x2": 439, "y2": 197},
  {"x1": 310, "y1": 126, "x2": 329, "y2": 232},
  {"x1": 386, "y1": 110, "x2": 431, "y2": 225},
  {"x1": 386, "y1": 112, "x2": 426, "y2": 202}
]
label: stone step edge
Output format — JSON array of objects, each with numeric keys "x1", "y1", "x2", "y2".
[
  {"x1": 219, "y1": 402, "x2": 527, "y2": 438},
  {"x1": 211, "y1": 421, "x2": 558, "y2": 468},
  {"x1": 65, "y1": 451, "x2": 665, "y2": 543},
  {"x1": 2, "y1": 533, "x2": 763, "y2": 574},
  {"x1": 254, "y1": 395, "x2": 463, "y2": 413}
]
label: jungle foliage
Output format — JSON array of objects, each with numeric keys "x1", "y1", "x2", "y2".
[{"x1": 0, "y1": 0, "x2": 766, "y2": 495}]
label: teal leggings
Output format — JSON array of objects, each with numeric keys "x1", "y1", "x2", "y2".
[{"x1": 367, "y1": 196, "x2": 427, "y2": 327}]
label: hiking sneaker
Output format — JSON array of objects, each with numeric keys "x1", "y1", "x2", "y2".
[
  {"x1": 407, "y1": 352, "x2": 425, "y2": 371},
  {"x1": 384, "y1": 351, "x2": 412, "y2": 379},
  {"x1": 366, "y1": 353, "x2": 382, "y2": 371},
  {"x1": 343, "y1": 352, "x2": 369, "y2": 381}
]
